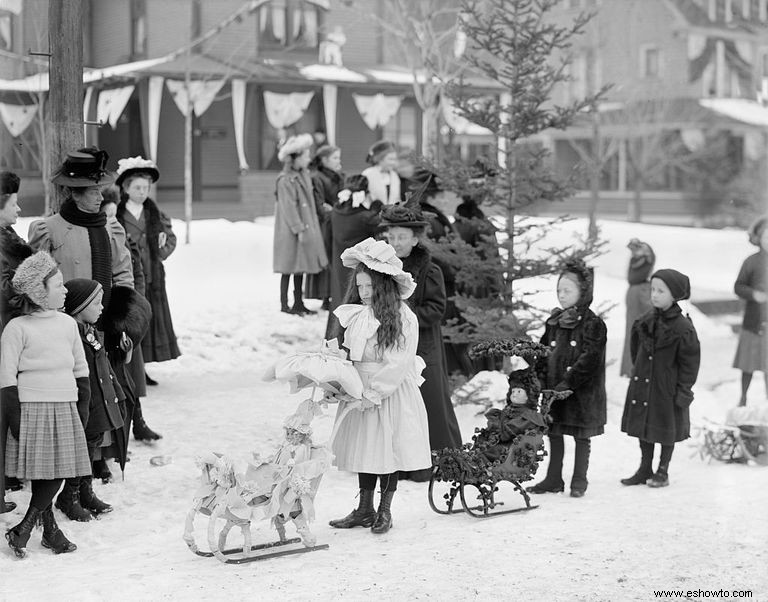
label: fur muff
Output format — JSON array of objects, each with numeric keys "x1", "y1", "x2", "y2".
[{"x1": 103, "y1": 286, "x2": 152, "y2": 343}]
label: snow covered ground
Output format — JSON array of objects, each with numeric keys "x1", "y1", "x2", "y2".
[{"x1": 2, "y1": 217, "x2": 767, "y2": 602}]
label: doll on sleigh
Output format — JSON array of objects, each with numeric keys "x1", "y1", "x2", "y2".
[{"x1": 429, "y1": 339, "x2": 570, "y2": 517}]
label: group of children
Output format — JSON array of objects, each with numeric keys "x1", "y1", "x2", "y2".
[{"x1": 1, "y1": 251, "x2": 122, "y2": 558}]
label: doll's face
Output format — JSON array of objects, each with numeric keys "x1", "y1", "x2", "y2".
[
  {"x1": 356, "y1": 272, "x2": 373, "y2": 305},
  {"x1": 508, "y1": 387, "x2": 529, "y2": 406},
  {"x1": 650, "y1": 277, "x2": 674, "y2": 311},
  {"x1": 557, "y1": 276, "x2": 581, "y2": 309},
  {"x1": 45, "y1": 271, "x2": 67, "y2": 310},
  {"x1": 77, "y1": 289, "x2": 104, "y2": 325}
]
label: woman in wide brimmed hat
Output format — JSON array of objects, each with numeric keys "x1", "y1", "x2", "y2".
[
  {"x1": 733, "y1": 215, "x2": 768, "y2": 406},
  {"x1": 328, "y1": 237, "x2": 431, "y2": 535},
  {"x1": 379, "y1": 204, "x2": 463, "y2": 480},
  {"x1": 361, "y1": 140, "x2": 400, "y2": 206},
  {"x1": 113, "y1": 155, "x2": 177, "y2": 442},
  {"x1": 273, "y1": 134, "x2": 329, "y2": 315}
]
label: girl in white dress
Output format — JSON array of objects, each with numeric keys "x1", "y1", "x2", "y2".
[{"x1": 329, "y1": 238, "x2": 431, "y2": 534}]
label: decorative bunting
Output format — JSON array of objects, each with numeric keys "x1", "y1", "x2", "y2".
[
  {"x1": 352, "y1": 93, "x2": 403, "y2": 130},
  {"x1": 0, "y1": 102, "x2": 37, "y2": 137},
  {"x1": 166, "y1": 79, "x2": 226, "y2": 117},
  {"x1": 96, "y1": 85, "x2": 135, "y2": 129},
  {"x1": 263, "y1": 90, "x2": 315, "y2": 130}
]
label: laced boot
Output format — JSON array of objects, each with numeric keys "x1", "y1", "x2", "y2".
[
  {"x1": 55, "y1": 478, "x2": 92, "y2": 522},
  {"x1": 371, "y1": 490, "x2": 395, "y2": 534},
  {"x1": 620, "y1": 466, "x2": 653, "y2": 486},
  {"x1": 79, "y1": 476, "x2": 113, "y2": 515},
  {"x1": 92, "y1": 459, "x2": 113, "y2": 483},
  {"x1": 133, "y1": 400, "x2": 162, "y2": 442},
  {"x1": 40, "y1": 505, "x2": 77, "y2": 554},
  {"x1": 647, "y1": 465, "x2": 669, "y2": 488},
  {"x1": 328, "y1": 489, "x2": 376, "y2": 528},
  {"x1": 5, "y1": 505, "x2": 41, "y2": 559}
]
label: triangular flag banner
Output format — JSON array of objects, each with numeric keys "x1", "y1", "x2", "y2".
[
  {"x1": 352, "y1": 93, "x2": 402, "y2": 130},
  {"x1": 263, "y1": 90, "x2": 315, "y2": 130},
  {"x1": 0, "y1": 102, "x2": 37, "y2": 137},
  {"x1": 166, "y1": 79, "x2": 226, "y2": 117},
  {"x1": 96, "y1": 85, "x2": 135, "y2": 129}
]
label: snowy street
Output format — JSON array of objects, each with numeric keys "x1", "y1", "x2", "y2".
[{"x1": 2, "y1": 217, "x2": 767, "y2": 601}]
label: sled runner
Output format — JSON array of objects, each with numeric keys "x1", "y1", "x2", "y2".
[{"x1": 429, "y1": 340, "x2": 567, "y2": 518}]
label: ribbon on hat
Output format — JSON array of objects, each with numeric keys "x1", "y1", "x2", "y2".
[{"x1": 337, "y1": 189, "x2": 368, "y2": 208}]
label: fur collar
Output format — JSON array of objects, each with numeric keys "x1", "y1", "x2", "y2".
[
  {"x1": 637, "y1": 303, "x2": 687, "y2": 351},
  {"x1": 0, "y1": 226, "x2": 32, "y2": 266},
  {"x1": 400, "y1": 242, "x2": 431, "y2": 280}
]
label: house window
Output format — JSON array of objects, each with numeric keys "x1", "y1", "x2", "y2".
[
  {"x1": 640, "y1": 46, "x2": 660, "y2": 78},
  {"x1": 259, "y1": 0, "x2": 325, "y2": 49},
  {"x1": 130, "y1": 0, "x2": 147, "y2": 59},
  {"x1": 0, "y1": 11, "x2": 13, "y2": 51},
  {"x1": 382, "y1": 102, "x2": 418, "y2": 153}
]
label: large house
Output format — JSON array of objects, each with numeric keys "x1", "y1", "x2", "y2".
[{"x1": 0, "y1": 0, "x2": 491, "y2": 216}]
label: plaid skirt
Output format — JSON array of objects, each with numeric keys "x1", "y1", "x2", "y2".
[
  {"x1": 5, "y1": 401, "x2": 91, "y2": 480},
  {"x1": 733, "y1": 329, "x2": 767, "y2": 374}
]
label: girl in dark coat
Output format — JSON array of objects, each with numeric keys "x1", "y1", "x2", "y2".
[
  {"x1": 621, "y1": 269, "x2": 700, "y2": 488},
  {"x1": 380, "y1": 205, "x2": 462, "y2": 480},
  {"x1": 60, "y1": 279, "x2": 124, "y2": 520},
  {"x1": 528, "y1": 259, "x2": 607, "y2": 498},
  {"x1": 1, "y1": 171, "x2": 31, "y2": 514},
  {"x1": 620, "y1": 238, "x2": 655, "y2": 377},
  {"x1": 325, "y1": 175, "x2": 382, "y2": 338},
  {"x1": 733, "y1": 216, "x2": 768, "y2": 406},
  {"x1": 306, "y1": 145, "x2": 344, "y2": 309},
  {"x1": 115, "y1": 158, "x2": 179, "y2": 364}
]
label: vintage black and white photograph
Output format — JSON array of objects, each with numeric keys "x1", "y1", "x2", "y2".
[{"x1": 0, "y1": 0, "x2": 767, "y2": 600}]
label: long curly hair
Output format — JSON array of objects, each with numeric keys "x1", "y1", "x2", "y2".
[{"x1": 342, "y1": 263, "x2": 404, "y2": 351}]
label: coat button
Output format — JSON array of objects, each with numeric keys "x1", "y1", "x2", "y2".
[
  {"x1": 570, "y1": 340, "x2": 576, "y2": 347},
  {"x1": 633, "y1": 376, "x2": 638, "y2": 381},
  {"x1": 631, "y1": 399, "x2": 636, "y2": 404},
  {"x1": 550, "y1": 341, "x2": 556, "y2": 347},
  {"x1": 648, "y1": 355, "x2": 653, "y2": 360},
  {"x1": 566, "y1": 366, "x2": 572, "y2": 372},
  {"x1": 643, "y1": 402, "x2": 648, "y2": 407},
  {"x1": 644, "y1": 378, "x2": 649, "y2": 383}
]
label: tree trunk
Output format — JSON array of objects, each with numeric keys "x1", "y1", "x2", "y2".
[{"x1": 48, "y1": 0, "x2": 84, "y2": 213}]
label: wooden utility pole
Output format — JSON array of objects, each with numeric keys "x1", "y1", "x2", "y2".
[{"x1": 48, "y1": 0, "x2": 84, "y2": 213}]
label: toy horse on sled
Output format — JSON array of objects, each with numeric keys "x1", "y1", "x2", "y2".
[
  {"x1": 429, "y1": 340, "x2": 570, "y2": 518},
  {"x1": 183, "y1": 341, "x2": 361, "y2": 563}
]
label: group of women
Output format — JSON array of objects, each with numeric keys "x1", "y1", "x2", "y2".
[{"x1": 0, "y1": 149, "x2": 180, "y2": 533}]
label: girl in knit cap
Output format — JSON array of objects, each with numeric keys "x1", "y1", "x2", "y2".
[
  {"x1": 58, "y1": 278, "x2": 123, "y2": 521},
  {"x1": 733, "y1": 216, "x2": 768, "y2": 406},
  {"x1": 621, "y1": 268, "x2": 701, "y2": 488},
  {"x1": 527, "y1": 259, "x2": 607, "y2": 498},
  {"x1": 0, "y1": 251, "x2": 90, "y2": 558}
]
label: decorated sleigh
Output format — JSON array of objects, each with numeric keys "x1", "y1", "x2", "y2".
[
  {"x1": 696, "y1": 406, "x2": 768, "y2": 466},
  {"x1": 429, "y1": 340, "x2": 570, "y2": 518},
  {"x1": 183, "y1": 341, "x2": 361, "y2": 563}
]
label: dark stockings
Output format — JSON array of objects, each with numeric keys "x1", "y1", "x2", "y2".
[
  {"x1": 30, "y1": 479, "x2": 63, "y2": 511},
  {"x1": 280, "y1": 274, "x2": 305, "y2": 310},
  {"x1": 739, "y1": 371, "x2": 768, "y2": 406},
  {"x1": 358, "y1": 472, "x2": 398, "y2": 492}
]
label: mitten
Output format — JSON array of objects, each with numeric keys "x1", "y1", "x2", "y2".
[
  {"x1": 1, "y1": 386, "x2": 21, "y2": 440},
  {"x1": 76, "y1": 376, "x2": 91, "y2": 426}
]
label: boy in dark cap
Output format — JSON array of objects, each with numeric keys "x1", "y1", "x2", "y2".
[
  {"x1": 620, "y1": 268, "x2": 701, "y2": 488},
  {"x1": 57, "y1": 278, "x2": 124, "y2": 520}
]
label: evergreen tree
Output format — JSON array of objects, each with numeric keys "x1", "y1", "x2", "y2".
[{"x1": 429, "y1": 0, "x2": 608, "y2": 345}]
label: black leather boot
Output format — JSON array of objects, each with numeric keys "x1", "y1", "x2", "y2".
[
  {"x1": 133, "y1": 399, "x2": 162, "y2": 442},
  {"x1": 40, "y1": 505, "x2": 77, "y2": 554},
  {"x1": 527, "y1": 435, "x2": 565, "y2": 494},
  {"x1": 570, "y1": 438, "x2": 590, "y2": 498},
  {"x1": 55, "y1": 478, "x2": 92, "y2": 522},
  {"x1": 92, "y1": 458, "x2": 113, "y2": 483},
  {"x1": 328, "y1": 489, "x2": 376, "y2": 528},
  {"x1": 621, "y1": 440, "x2": 654, "y2": 486},
  {"x1": 371, "y1": 490, "x2": 395, "y2": 534},
  {"x1": 5, "y1": 505, "x2": 41, "y2": 559},
  {"x1": 79, "y1": 476, "x2": 113, "y2": 515}
]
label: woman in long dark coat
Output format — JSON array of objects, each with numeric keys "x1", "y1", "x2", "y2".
[
  {"x1": 1, "y1": 171, "x2": 31, "y2": 514},
  {"x1": 115, "y1": 158, "x2": 179, "y2": 364},
  {"x1": 325, "y1": 175, "x2": 382, "y2": 338},
  {"x1": 620, "y1": 238, "x2": 655, "y2": 377},
  {"x1": 306, "y1": 145, "x2": 344, "y2": 309},
  {"x1": 380, "y1": 205, "x2": 462, "y2": 480}
]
